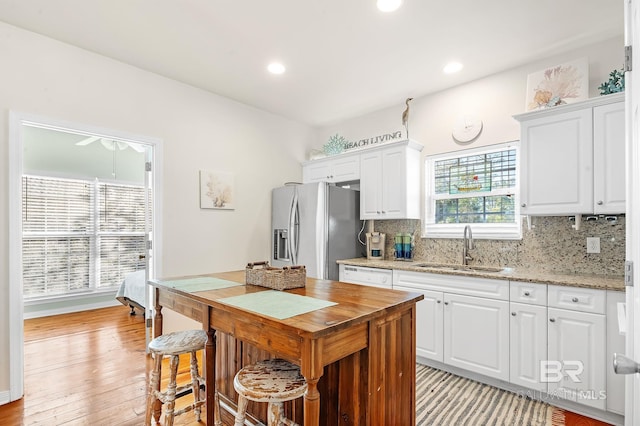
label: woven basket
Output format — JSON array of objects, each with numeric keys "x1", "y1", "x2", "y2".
[{"x1": 245, "y1": 261, "x2": 306, "y2": 290}]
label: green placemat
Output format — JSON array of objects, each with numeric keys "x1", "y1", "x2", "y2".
[
  {"x1": 162, "y1": 277, "x2": 243, "y2": 293},
  {"x1": 218, "y1": 290, "x2": 337, "y2": 320}
]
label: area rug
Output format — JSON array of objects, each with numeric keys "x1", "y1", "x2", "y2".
[{"x1": 415, "y1": 364, "x2": 612, "y2": 425}]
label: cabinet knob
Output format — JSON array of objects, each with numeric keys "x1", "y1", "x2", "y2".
[
  {"x1": 376, "y1": 211, "x2": 381, "y2": 214},
  {"x1": 597, "y1": 201, "x2": 604, "y2": 205},
  {"x1": 523, "y1": 291, "x2": 530, "y2": 296},
  {"x1": 511, "y1": 312, "x2": 516, "y2": 316},
  {"x1": 437, "y1": 300, "x2": 441, "y2": 304},
  {"x1": 549, "y1": 318, "x2": 556, "y2": 323},
  {"x1": 444, "y1": 302, "x2": 449, "y2": 306},
  {"x1": 572, "y1": 297, "x2": 579, "y2": 303},
  {"x1": 521, "y1": 203, "x2": 527, "y2": 207},
  {"x1": 381, "y1": 211, "x2": 386, "y2": 214}
]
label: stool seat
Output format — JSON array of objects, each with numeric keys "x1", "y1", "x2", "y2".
[
  {"x1": 233, "y1": 359, "x2": 306, "y2": 426},
  {"x1": 148, "y1": 329, "x2": 208, "y2": 355}
]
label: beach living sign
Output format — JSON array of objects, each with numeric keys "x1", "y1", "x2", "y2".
[{"x1": 343, "y1": 130, "x2": 403, "y2": 152}]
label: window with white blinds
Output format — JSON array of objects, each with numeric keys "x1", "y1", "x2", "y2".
[
  {"x1": 423, "y1": 142, "x2": 521, "y2": 240},
  {"x1": 22, "y1": 175, "x2": 148, "y2": 298}
]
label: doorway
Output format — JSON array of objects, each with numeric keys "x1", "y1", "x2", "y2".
[{"x1": 7, "y1": 112, "x2": 163, "y2": 402}]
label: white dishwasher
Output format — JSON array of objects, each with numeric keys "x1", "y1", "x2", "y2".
[{"x1": 338, "y1": 264, "x2": 393, "y2": 289}]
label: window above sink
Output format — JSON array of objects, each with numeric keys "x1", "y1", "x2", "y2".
[{"x1": 423, "y1": 141, "x2": 522, "y2": 240}]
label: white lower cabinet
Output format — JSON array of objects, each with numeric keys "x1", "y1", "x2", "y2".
[
  {"x1": 606, "y1": 290, "x2": 626, "y2": 415},
  {"x1": 443, "y1": 293, "x2": 509, "y2": 381},
  {"x1": 391, "y1": 268, "x2": 621, "y2": 416},
  {"x1": 394, "y1": 285, "x2": 443, "y2": 362},
  {"x1": 509, "y1": 301, "x2": 547, "y2": 392},
  {"x1": 547, "y1": 307, "x2": 606, "y2": 410},
  {"x1": 393, "y1": 270, "x2": 509, "y2": 381}
]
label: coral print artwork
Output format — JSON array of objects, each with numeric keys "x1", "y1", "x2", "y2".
[
  {"x1": 200, "y1": 170, "x2": 235, "y2": 209},
  {"x1": 525, "y1": 57, "x2": 589, "y2": 111}
]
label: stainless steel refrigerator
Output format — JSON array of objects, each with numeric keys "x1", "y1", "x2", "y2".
[{"x1": 271, "y1": 182, "x2": 361, "y2": 281}]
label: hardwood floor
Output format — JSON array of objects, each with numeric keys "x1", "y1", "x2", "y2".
[{"x1": 0, "y1": 306, "x2": 206, "y2": 425}]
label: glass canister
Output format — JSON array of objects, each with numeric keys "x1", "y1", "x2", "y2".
[
  {"x1": 402, "y1": 233, "x2": 412, "y2": 260},
  {"x1": 394, "y1": 233, "x2": 404, "y2": 260}
]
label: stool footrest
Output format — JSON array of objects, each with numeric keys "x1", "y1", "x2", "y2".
[{"x1": 153, "y1": 379, "x2": 203, "y2": 404}]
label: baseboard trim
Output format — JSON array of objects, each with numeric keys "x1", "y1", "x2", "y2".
[
  {"x1": 0, "y1": 390, "x2": 11, "y2": 406},
  {"x1": 24, "y1": 299, "x2": 121, "y2": 319}
]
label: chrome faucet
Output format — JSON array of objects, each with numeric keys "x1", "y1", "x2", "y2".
[{"x1": 462, "y1": 225, "x2": 474, "y2": 265}]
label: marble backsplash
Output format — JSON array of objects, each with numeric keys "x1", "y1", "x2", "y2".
[{"x1": 371, "y1": 216, "x2": 626, "y2": 276}]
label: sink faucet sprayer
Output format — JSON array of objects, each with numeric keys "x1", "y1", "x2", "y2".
[{"x1": 462, "y1": 225, "x2": 474, "y2": 265}]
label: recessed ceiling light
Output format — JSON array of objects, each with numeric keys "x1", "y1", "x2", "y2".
[
  {"x1": 377, "y1": 0, "x2": 402, "y2": 12},
  {"x1": 443, "y1": 62, "x2": 463, "y2": 74},
  {"x1": 267, "y1": 62, "x2": 286, "y2": 75}
]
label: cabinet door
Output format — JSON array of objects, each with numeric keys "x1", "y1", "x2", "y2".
[
  {"x1": 605, "y1": 291, "x2": 625, "y2": 414},
  {"x1": 331, "y1": 155, "x2": 360, "y2": 182},
  {"x1": 520, "y1": 108, "x2": 593, "y2": 215},
  {"x1": 380, "y1": 147, "x2": 406, "y2": 218},
  {"x1": 302, "y1": 155, "x2": 360, "y2": 183},
  {"x1": 303, "y1": 161, "x2": 332, "y2": 183},
  {"x1": 360, "y1": 150, "x2": 382, "y2": 219},
  {"x1": 593, "y1": 101, "x2": 625, "y2": 214},
  {"x1": 547, "y1": 307, "x2": 606, "y2": 410},
  {"x1": 395, "y1": 285, "x2": 443, "y2": 362},
  {"x1": 443, "y1": 293, "x2": 509, "y2": 381},
  {"x1": 510, "y1": 302, "x2": 547, "y2": 392}
]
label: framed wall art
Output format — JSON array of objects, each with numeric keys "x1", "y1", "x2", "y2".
[
  {"x1": 525, "y1": 57, "x2": 589, "y2": 111},
  {"x1": 199, "y1": 170, "x2": 235, "y2": 210}
]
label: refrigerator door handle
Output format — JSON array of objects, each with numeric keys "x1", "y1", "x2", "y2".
[{"x1": 288, "y1": 190, "x2": 299, "y2": 265}]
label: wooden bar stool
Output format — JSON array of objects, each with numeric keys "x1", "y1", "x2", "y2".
[
  {"x1": 145, "y1": 329, "x2": 208, "y2": 426},
  {"x1": 233, "y1": 358, "x2": 307, "y2": 426}
]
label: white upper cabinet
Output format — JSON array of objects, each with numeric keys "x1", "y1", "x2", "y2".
[
  {"x1": 514, "y1": 93, "x2": 625, "y2": 215},
  {"x1": 302, "y1": 152, "x2": 360, "y2": 183},
  {"x1": 359, "y1": 140, "x2": 422, "y2": 220},
  {"x1": 593, "y1": 101, "x2": 626, "y2": 214}
]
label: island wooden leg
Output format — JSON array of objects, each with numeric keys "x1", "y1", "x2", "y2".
[
  {"x1": 203, "y1": 310, "x2": 219, "y2": 425},
  {"x1": 152, "y1": 287, "x2": 163, "y2": 339},
  {"x1": 148, "y1": 287, "x2": 164, "y2": 424},
  {"x1": 302, "y1": 377, "x2": 321, "y2": 426}
]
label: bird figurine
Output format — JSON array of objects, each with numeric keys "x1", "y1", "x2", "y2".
[{"x1": 402, "y1": 97, "x2": 413, "y2": 139}]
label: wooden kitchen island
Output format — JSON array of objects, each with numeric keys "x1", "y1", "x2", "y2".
[{"x1": 149, "y1": 270, "x2": 423, "y2": 426}]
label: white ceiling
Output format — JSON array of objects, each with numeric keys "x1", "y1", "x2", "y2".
[{"x1": 0, "y1": 0, "x2": 624, "y2": 127}]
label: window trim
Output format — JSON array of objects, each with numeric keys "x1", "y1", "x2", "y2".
[{"x1": 423, "y1": 141, "x2": 521, "y2": 240}]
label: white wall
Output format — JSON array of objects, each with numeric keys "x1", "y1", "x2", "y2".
[
  {"x1": 0, "y1": 22, "x2": 315, "y2": 395},
  {"x1": 317, "y1": 36, "x2": 625, "y2": 157}
]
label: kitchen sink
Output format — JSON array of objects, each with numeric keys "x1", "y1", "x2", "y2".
[{"x1": 414, "y1": 263, "x2": 505, "y2": 273}]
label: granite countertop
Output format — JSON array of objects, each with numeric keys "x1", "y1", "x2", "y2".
[{"x1": 337, "y1": 258, "x2": 626, "y2": 291}]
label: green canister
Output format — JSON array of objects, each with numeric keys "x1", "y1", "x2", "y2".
[{"x1": 394, "y1": 233, "x2": 404, "y2": 260}]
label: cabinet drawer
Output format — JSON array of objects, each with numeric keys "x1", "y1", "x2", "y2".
[
  {"x1": 393, "y1": 270, "x2": 509, "y2": 300},
  {"x1": 510, "y1": 281, "x2": 547, "y2": 306},
  {"x1": 548, "y1": 285, "x2": 605, "y2": 314}
]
